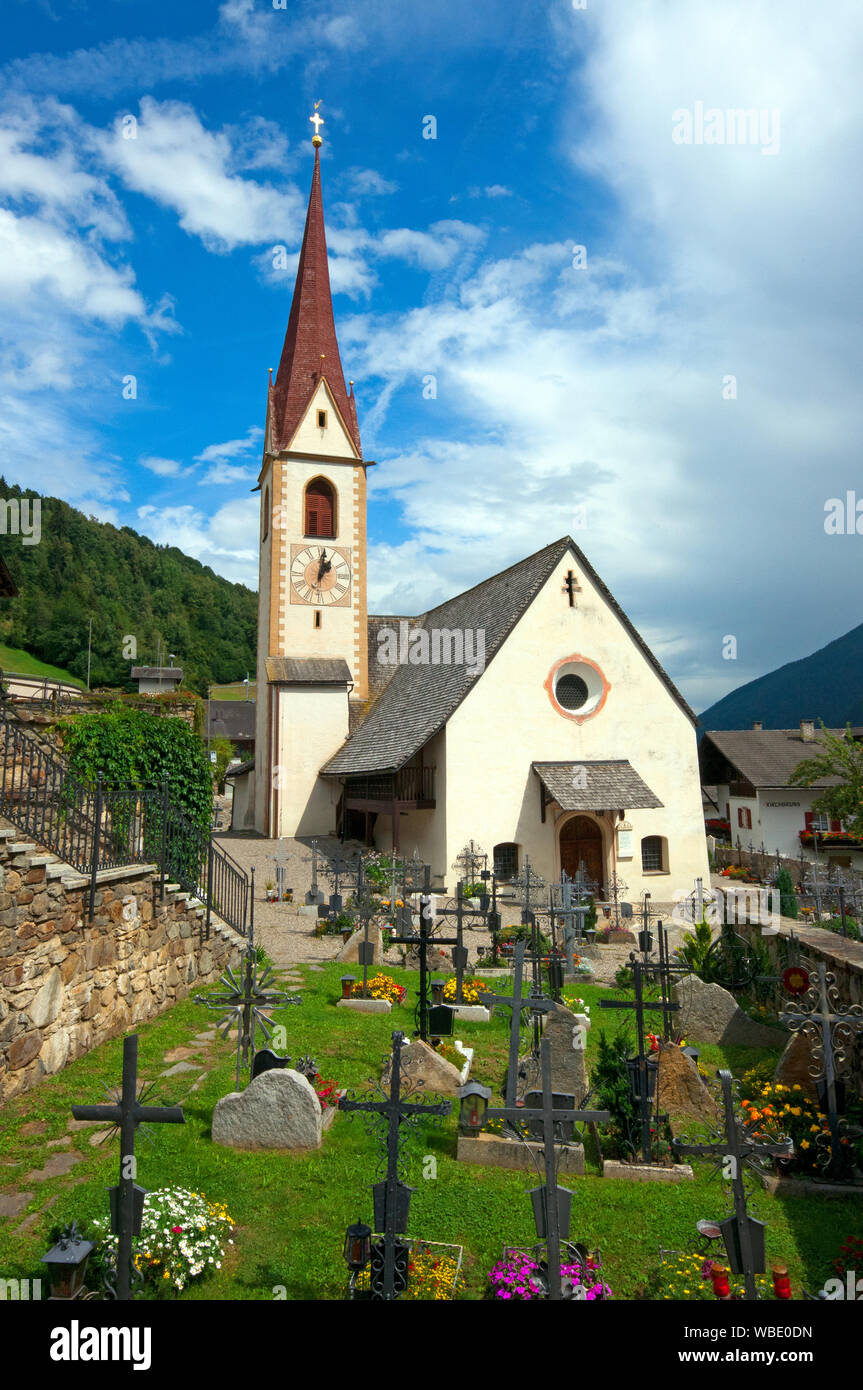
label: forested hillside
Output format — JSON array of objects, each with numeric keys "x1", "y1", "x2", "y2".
[{"x1": 0, "y1": 479, "x2": 256, "y2": 695}]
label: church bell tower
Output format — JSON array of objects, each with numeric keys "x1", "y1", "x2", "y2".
[{"x1": 254, "y1": 105, "x2": 370, "y2": 836}]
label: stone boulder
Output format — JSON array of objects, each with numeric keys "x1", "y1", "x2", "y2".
[
  {"x1": 657, "y1": 1042, "x2": 719, "y2": 1121},
  {"x1": 514, "y1": 1004, "x2": 588, "y2": 1103},
  {"x1": 382, "y1": 1038, "x2": 462, "y2": 1096},
  {"x1": 773, "y1": 1030, "x2": 819, "y2": 1099},
  {"x1": 212, "y1": 1069, "x2": 322, "y2": 1150},
  {"x1": 673, "y1": 975, "x2": 787, "y2": 1047},
  {"x1": 336, "y1": 927, "x2": 384, "y2": 965},
  {"x1": 403, "y1": 944, "x2": 451, "y2": 972}
]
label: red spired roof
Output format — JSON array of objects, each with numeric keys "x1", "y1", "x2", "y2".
[{"x1": 270, "y1": 147, "x2": 362, "y2": 457}]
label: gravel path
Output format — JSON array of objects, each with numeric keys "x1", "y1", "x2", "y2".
[{"x1": 214, "y1": 832, "x2": 713, "y2": 983}]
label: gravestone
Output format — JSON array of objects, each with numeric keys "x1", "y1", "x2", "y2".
[
  {"x1": 773, "y1": 1030, "x2": 818, "y2": 1099},
  {"x1": 657, "y1": 1042, "x2": 719, "y2": 1121},
  {"x1": 212, "y1": 1069, "x2": 322, "y2": 1150},
  {"x1": 516, "y1": 1004, "x2": 588, "y2": 1102},
  {"x1": 336, "y1": 927, "x2": 384, "y2": 965},
  {"x1": 251, "y1": 1049, "x2": 291, "y2": 1080},
  {"x1": 381, "y1": 1038, "x2": 463, "y2": 1096},
  {"x1": 673, "y1": 975, "x2": 787, "y2": 1047}
]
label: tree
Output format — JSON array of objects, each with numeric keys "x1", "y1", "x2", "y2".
[
  {"x1": 789, "y1": 723, "x2": 863, "y2": 835},
  {"x1": 774, "y1": 868, "x2": 798, "y2": 919}
]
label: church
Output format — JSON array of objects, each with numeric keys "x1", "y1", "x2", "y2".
[{"x1": 237, "y1": 112, "x2": 710, "y2": 900}]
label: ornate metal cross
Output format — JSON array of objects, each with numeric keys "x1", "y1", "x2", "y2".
[
  {"x1": 599, "y1": 954, "x2": 678, "y2": 1162},
  {"x1": 71, "y1": 1034, "x2": 184, "y2": 1301},
  {"x1": 673, "y1": 1070, "x2": 793, "y2": 1300},
  {"x1": 338, "y1": 1030, "x2": 451, "y2": 1299},
  {"x1": 509, "y1": 854, "x2": 546, "y2": 926},
  {"x1": 302, "y1": 838, "x2": 325, "y2": 906},
  {"x1": 483, "y1": 1039, "x2": 609, "y2": 1300},
  {"x1": 484, "y1": 940, "x2": 555, "y2": 1111},
  {"x1": 451, "y1": 840, "x2": 488, "y2": 884},
  {"x1": 195, "y1": 948, "x2": 301, "y2": 1090},
  {"x1": 780, "y1": 961, "x2": 863, "y2": 1179}
]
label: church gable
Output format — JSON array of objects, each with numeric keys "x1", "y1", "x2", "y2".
[{"x1": 287, "y1": 378, "x2": 360, "y2": 460}]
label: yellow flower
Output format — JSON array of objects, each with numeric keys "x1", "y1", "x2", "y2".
[{"x1": 800, "y1": 1139, "x2": 809, "y2": 1149}]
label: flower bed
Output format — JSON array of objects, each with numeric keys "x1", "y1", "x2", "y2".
[
  {"x1": 442, "y1": 975, "x2": 491, "y2": 1006},
  {"x1": 489, "y1": 1247, "x2": 611, "y2": 1300},
  {"x1": 351, "y1": 973, "x2": 406, "y2": 1005},
  {"x1": 350, "y1": 1239, "x2": 462, "y2": 1300},
  {"x1": 652, "y1": 1250, "x2": 770, "y2": 1301},
  {"x1": 90, "y1": 1187, "x2": 234, "y2": 1294},
  {"x1": 740, "y1": 1072, "x2": 863, "y2": 1178}
]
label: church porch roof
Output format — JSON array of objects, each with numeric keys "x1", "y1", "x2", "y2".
[{"x1": 533, "y1": 760, "x2": 663, "y2": 812}]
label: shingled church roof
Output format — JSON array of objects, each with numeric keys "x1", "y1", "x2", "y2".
[{"x1": 322, "y1": 536, "x2": 696, "y2": 777}]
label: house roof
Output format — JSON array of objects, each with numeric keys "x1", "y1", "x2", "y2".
[
  {"x1": 266, "y1": 657, "x2": 352, "y2": 685},
  {"x1": 207, "y1": 700, "x2": 255, "y2": 742},
  {"x1": 268, "y1": 147, "x2": 361, "y2": 457},
  {"x1": 130, "y1": 667, "x2": 183, "y2": 682},
  {"x1": 700, "y1": 728, "x2": 844, "y2": 788},
  {"x1": 322, "y1": 536, "x2": 696, "y2": 777},
  {"x1": 225, "y1": 757, "x2": 255, "y2": 778},
  {"x1": 533, "y1": 761, "x2": 663, "y2": 811}
]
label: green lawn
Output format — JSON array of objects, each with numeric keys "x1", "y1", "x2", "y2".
[
  {"x1": 0, "y1": 963, "x2": 859, "y2": 1301},
  {"x1": 0, "y1": 641, "x2": 84, "y2": 687},
  {"x1": 209, "y1": 682, "x2": 256, "y2": 701}
]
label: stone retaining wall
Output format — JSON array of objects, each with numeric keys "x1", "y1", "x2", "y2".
[{"x1": 0, "y1": 827, "x2": 243, "y2": 1105}]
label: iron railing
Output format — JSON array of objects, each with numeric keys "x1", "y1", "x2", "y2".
[{"x1": 0, "y1": 713, "x2": 249, "y2": 935}]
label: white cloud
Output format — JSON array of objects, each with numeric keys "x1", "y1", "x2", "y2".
[
  {"x1": 375, "y1": 220, "x2": 485, "y2": 271},
  {"x1": 140, "y1": 456, "x2": 184, "y2": 478},
  {"x1": 346, "y1": 167, "x2": 398, "y2": 197},
  {"x1": 136, "y1": 498, "x2": 259, "y2": 587},
  {"x1": 99, "y1": 98, "x2": 305, "y2": 253},
  {"x1": 195, "y1": 426, "x2": 263, "y2": 466}
]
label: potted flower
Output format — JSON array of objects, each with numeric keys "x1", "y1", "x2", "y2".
[{"x1": 264, "y1": 880, "x2": 277, "y2": 904}]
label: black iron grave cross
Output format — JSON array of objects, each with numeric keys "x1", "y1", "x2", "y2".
[
  {"x1": 338, "y1": 1030, "x2": 451, "y2": 1299},
  {"x1": 562, "y1": 570, "x2": 582, "y2": 608},
  {"x1": 673, "y1": 1070, "x2": 793, "y2": 1301},
  {"x1": 599, "y1": 953, "x2": 679, "y2": 1162},
  {"x1": 780, "y1": 961, "x2": 863, "y2": 1179},
  {"x1": 195, "y1": 948, "x2": 301, "y2": 1090},
  {"x1": 483, "y1": 1039, "x2": 610, "y2": 1301},
  {"x1": 71, "y1": 1033, "x2": 184, "y2": 1301},
  {"x1": 484, "y1": 939, "x2": 555, "y2": 1112}
]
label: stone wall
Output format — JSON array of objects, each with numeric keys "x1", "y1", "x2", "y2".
[{"x1": 0, "y1": 826, "x2": 244, "y2": 1105}]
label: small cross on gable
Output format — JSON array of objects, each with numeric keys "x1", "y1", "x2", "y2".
[{"x1": 562, "y1": 570, "x2": 583, "y2": 608}]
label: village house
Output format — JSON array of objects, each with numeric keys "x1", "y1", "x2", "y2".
[{"x1": 699, "y1": 720, "x2": 863, "y2": 870}]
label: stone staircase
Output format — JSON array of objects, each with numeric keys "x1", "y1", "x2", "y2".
[{"x1": 0, "y1": 819, "x2": 247, "y2": 956}]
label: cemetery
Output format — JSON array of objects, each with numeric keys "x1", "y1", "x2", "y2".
[{"x1": 1, "y1": 839, "x2": 862, "y2": 1302}]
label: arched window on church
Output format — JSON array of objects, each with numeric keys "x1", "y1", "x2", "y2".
[
  {"x1": 304, "y1": 478, "x2": 336, "y2": 538},
  {"x1": 262, "y1": 486, "x2": 270, "y2": 541}
]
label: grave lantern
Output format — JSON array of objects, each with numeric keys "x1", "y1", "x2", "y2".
[
  {"x1": 343, "y1": 1220, "x2": 372, "y2": 1272},
  {"x1": 546, "y1": 957, "x2": 564, "y2": 996},
  {"x1": 458, "y1": 1081, "x2": 492, "y2": 1134},
  {"x1": 719, "y1": 1214, "x2": 767, "y2": 1275},
  {"x1": 340, "y1": 975, "x2": 355, "y2": 1000},
  {"x1": 772, "y1": 1263, "x2": 792, "y2": 1300},
  {"x1": 430, "y1": 978, "x2": 445, "y2": 1007},
  {"x1": 709, "y1": 1263, "x2": 731, "y2": 1300},
  {"x1": 41, "y1": 1225, "x2": 94, "y2": 1301},
  {"x1": 637, "y1": 929, "x2": 653, "y2": 956}
]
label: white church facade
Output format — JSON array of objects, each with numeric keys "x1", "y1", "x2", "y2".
[{"x1": 241, "y1": 114, "x2": 709, "y2": 900}]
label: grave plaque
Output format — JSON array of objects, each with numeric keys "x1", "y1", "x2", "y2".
[{"x1": 523, "y1": 1091, "x2": 576, "y2": 1143}]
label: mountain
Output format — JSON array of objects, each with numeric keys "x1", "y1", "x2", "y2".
[
  {"x1": 0, "y1": 479, "x2": 256, "y2": 697},
  {"x1": 699, "y1": 621, "x2": 863, "y2": 731}
]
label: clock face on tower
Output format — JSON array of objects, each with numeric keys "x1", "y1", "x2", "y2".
[{"x1": 289, "y1": 544, "x2": 352, "y2": 606}]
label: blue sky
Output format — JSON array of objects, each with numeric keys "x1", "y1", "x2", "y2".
[{"x1": 1, "y1": 0, "x2": 861, "y2": 710}]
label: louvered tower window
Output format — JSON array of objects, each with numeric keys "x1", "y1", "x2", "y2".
[{"x1": 305, "y1": 478, "x2": 335, "y2": 538}]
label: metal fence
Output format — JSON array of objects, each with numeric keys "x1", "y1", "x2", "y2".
[{"x1": 0, "y1": 713, "x2": 249, "y2": 936}]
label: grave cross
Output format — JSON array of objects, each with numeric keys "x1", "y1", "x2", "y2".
[
  {"x1": 272, "y1": 839, "x2": 294, "y2": 903},
  {"x1": 426, "y1": 879, "x2": 474, "y2": 1003},
  {"x1": 780, "y1": 961, "x2": 863, "y2": 1179},
  {"x1": 510, "y1": 855, "x2": 546, "y2": 927},
  {"x1": 389, "y1": 868, "x2": 440, "y2": 1040},
  {"x1": 338, "y1": 1030, "x2": 451, "y2": 1299},
  {"x1": 353, "y1": 858, "x2": 380, "y2": 999},
  {"x1": 673, "y1": 1070, "x2": 793, "y2": 1300},
  {"x1": 562, "y1": 570, "x2": 582, "y2": 608},
  {"x1": 484, "y1": 940, "x2": 555, "y2": 1112},
  {"x1": 599, "y1": 954, "x2": 679, "y2": 1162},
  {"x1": 302, "y1": 838, "x2": 324, "y2": 906},
  {"x1": 451, "y1": 839, "x2": 488, "y2": 885},
  {"x1": 483, "y1": 1039, "x2": 610, "y2": 1300},
  {"x1": 640, "y1": 922, "x2": 686, "y2": 1041},
  {"x1": 195, "y1": 949, "x2": 301, "y2": 1090},
  {"x1": 71, "y1": 1034, "x2": 184, "y2": 1301}
]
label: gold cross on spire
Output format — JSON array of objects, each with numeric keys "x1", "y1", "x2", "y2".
[{"x1": 310, "y1": 101, "x2": 324, "y2": 147}]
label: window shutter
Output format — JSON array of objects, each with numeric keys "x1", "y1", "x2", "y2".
[
  {"x1": 830, "y1": 818, "x2": 841, "y2": 832},
  {"x1": 804, "y1": 811, "x2": 814, "y2": 829}
]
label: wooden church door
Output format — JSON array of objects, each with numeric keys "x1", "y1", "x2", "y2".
[{"x1": 559, "y1": 816, "x2": 604, "y2": 892}]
